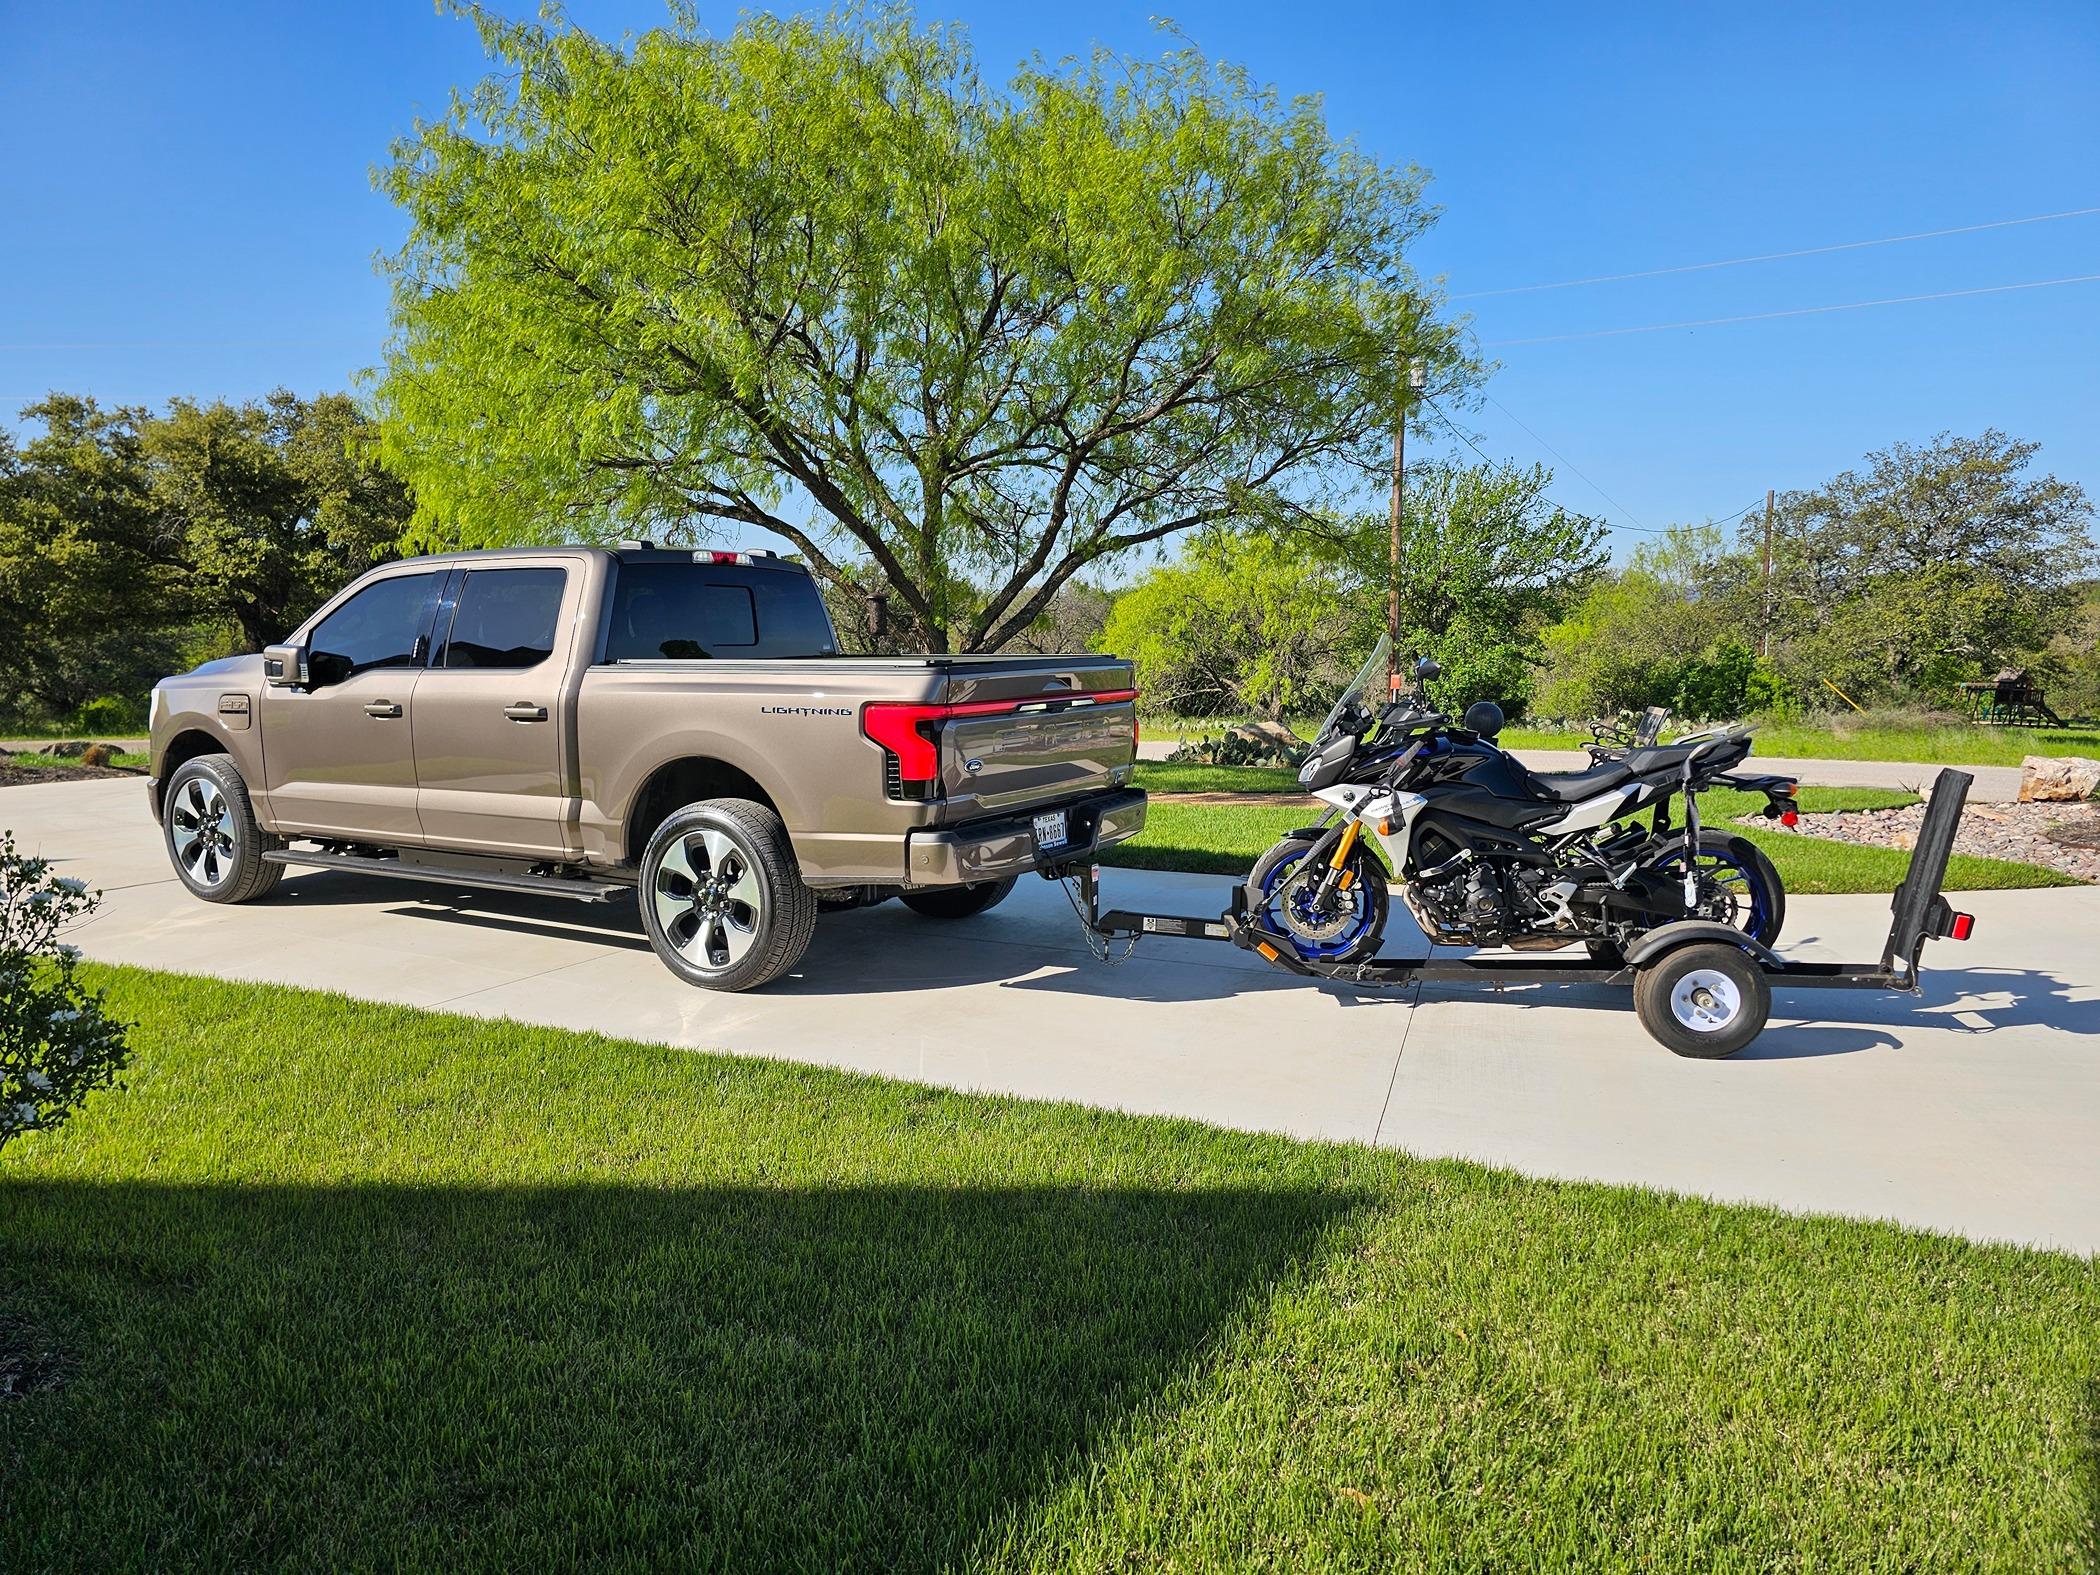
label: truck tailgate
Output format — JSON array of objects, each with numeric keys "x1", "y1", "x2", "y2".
[{"x1": 941, "y1": 695, "x2": 1137, "y2": 810}]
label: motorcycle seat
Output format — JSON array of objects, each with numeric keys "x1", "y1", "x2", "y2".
[{"x1": 1525, "y1": 759, "x2": 1635, "y2": 802}]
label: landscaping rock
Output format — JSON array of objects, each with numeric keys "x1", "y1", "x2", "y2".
[
  {"x1": 37, "y1": 741, "x2": 90, "y2": 758},
  {"x1": 2019, "y1": 755, "x2": 2100, "y2": 802},
  {"x1": 1772, "y1": 799, "x2": 2100, "y2": 883}
]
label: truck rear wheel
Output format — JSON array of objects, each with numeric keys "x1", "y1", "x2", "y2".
[
  {"x1": 900, "y1": 877, "x2": 1017, "y2": 920},
  {"x1": 639, "y1": 798, "x2": 816, "y2": 992}
]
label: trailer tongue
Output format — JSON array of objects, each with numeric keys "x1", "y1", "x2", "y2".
[{"x1": 1059, "y1": 769, "x2": 1979, "y2": 1058}]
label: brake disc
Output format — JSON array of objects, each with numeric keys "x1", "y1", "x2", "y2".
[{"x1": 1274, "y1": 863, "x2": 1366, "y2": 945}]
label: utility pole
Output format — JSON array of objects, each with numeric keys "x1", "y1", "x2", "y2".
[
  {"x1": 1758, "y1": 488, "x2": 1775, "y2": 659},
  {"x1": 1387, "y1": 357, "x2": 1426, "y2": 694}
]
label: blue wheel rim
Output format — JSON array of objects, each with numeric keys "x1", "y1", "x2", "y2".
[{"x1": 1259, "y1": 846, "x2": 1377, "y2": 960}]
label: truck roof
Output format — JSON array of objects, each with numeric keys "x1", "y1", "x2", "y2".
[{"x1": 381, "y1": 544, "x2": 807, "y2": 572}]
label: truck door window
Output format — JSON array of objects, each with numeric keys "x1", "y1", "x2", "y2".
[
  {"x1": 307, "y1": 573, "x2": 441, "y2": 687},
  {"x1": 441, "y1": 568, "x2": 566, "y2": 669},
  {"x1": 605, "y1": 563, "x2": 837, "y2": 660}
]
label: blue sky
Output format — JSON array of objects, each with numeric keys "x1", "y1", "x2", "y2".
[{"x1": 5, "y1": 1, "x2": 2097, "y2": 557}]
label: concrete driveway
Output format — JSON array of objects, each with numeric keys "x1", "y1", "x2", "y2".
[{"x1": 7, "y1": 777, "x2": 2097, "y2": 1253}]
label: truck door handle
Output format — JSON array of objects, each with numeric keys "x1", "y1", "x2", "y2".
[
  {"x1": 364, "y1": 700, "x2": 402, "y2": 719},
  {"x1": 503, "y1": 703, "x2": 549, "y2": 722}
]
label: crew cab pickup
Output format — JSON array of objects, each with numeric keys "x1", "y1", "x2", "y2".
[{"x1": 147, "y1": 545, "x2": 1144, "y2": 989}]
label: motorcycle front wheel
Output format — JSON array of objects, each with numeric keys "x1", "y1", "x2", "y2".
[{"x1": 1248, "y1": 833, "x2": 1389, "y2": 964}]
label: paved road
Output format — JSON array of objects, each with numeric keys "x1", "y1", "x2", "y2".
[
  {"x1": 1138, "y1": 739, "x2": 2027, "y2": 800},
  {"x1": 6, "y1": 777, "x2": 2097, "y2": 1252}
]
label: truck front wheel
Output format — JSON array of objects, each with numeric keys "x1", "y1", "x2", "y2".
[
  {"x1": 900, "y1": 877, "x2": 1018, "y2": 920},
  {"x1": 639, "y1": 798, "x2": 817, "y2": 992}
]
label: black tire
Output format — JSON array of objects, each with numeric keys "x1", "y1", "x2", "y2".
[
  {"x1": 639, "y1": 798, "x2": 817, "y2": 992},
  {"x1": 162, "y1": 753, "x2": 284, "y2": 904},
  {"x1": 900, "y1": 876, "x2": 1018, "y2": 920},
  {"x1": 1249, "y1": 832, "x2": 1388, "y2": 964},
  {"x1": 1645, "y1": 831, "x2": 1787, "y2": 945},
  {"x1": 1633, "y1": 942, "x2": 1771, "y2": 1058}
]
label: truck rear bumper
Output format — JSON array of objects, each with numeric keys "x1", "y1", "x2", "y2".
[{"x1": 904, "y1": 788, "x2": 1146, "y2": 886}]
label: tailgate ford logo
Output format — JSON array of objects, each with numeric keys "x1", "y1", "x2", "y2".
[{"x1": 964, "y1": 758, "x2": 984, "y2": 774}]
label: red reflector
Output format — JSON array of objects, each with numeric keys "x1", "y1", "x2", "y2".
[
  {"x1": 862, "y1": 689, "x2": 1142, "y2": 784},
  {"x1": 1780, "y1": 808, "x2": 1798, "y2": 826},
  {"x1": 1950, "y1": 912, "x2": 1975, "y2": 941}
]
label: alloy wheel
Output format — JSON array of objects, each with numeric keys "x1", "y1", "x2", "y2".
[
  {"x1": 170, "y1": 774, "x2": 238, "y2": 889},
  {"x1": 653, "y1": 826, "x2": 765, "y2": 972}
]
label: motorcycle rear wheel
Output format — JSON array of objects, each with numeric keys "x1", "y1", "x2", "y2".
[{"x1": 1249, "y1": 833, "x2": 1389, "y2": 964}]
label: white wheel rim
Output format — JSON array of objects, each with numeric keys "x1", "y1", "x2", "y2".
[
  {"x1": 170, "y1": 774, "x2": 236, "y2": 888},
  {"x1": 1669, "y1": 967, "x2": 1742, "y2": 1033},
  {"x1": 653, "y1": 827, "x2": 765, "y2": 971}
]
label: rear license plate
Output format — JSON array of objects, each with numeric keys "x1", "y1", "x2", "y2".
[{"x1": 1033, "y1": 809, "x2": 1069, "y2": 852}]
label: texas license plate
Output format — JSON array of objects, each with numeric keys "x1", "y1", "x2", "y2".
[{"x1": 1033, "y1": 809, "x2": 1069, "y2": 851}]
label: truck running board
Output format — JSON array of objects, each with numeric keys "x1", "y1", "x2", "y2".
[{"x1": 260, "y1": 848, "x2": 631, "y2": 904}]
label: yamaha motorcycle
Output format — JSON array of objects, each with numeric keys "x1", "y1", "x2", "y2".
[{"x1": 1252, "y1": 638, "x2": 1799, "y2": 964}]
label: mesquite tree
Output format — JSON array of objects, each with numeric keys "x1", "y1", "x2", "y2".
[{"x1": 376, "y1": 6, "x2": 1470, "y2": 651}]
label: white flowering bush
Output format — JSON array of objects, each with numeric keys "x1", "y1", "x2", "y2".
[{"x1": 1, "y1": 831, "x2": 130, "y2": 1151}]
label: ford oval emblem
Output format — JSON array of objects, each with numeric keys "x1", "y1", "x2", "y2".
[{"x1": 964, "y1": 758, "x2": 984, "y2": 774}]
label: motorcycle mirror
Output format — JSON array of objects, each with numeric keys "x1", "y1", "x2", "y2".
[{"x1": 1415, "y1": 657, "x2": 1442, "y2": 682}]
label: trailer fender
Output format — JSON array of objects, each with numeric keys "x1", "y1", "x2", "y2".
[{"x1": 1623, "y1": 920, "x2": 1783, "y2": 972}]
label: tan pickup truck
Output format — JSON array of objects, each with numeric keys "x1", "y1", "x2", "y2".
[{"x1": 147, "y1": 545, "x2": 1144, "y2": 989}]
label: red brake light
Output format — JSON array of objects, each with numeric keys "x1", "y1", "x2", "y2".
[
  {"x1": 1950, "y1": 911, "x2": 1975, "y2": 941},
  {"x1": 1780, "y1": 808, "x2": 1799, "y2": 827},
  {"x1": 861, "y1": 701, "x2": 946, "y2": 781},
  {"x1": 861, "y1": 688, "x2": 1141, "y2": 794}
]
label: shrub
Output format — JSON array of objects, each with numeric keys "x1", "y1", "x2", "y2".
[
  {"x1": 0, "y1": 831, "x2": 131, "y2": 1152},
  {"x1": 73, "y1": 695, "x2": 147, "y2": 734}
]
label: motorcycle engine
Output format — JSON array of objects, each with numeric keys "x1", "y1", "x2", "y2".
[{"x1": 1410, "y1": 861, "x2": 1513, "y2": 945}]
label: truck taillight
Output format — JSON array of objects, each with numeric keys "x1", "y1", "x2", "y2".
[
  {"x1": 862, "y1": 689, "x2": 1141, "y2": 799},
  {"x1": 861, "y1": 701, "x2": 947, "y2": 786}
]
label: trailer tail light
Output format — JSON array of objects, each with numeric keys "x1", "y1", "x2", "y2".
[
  {"x1": 1949, "y1": 911, "x2": 1975, "y2": 941},
  {"x1": 862, "y1": 689, "x2": 1141, "y2": 799}
]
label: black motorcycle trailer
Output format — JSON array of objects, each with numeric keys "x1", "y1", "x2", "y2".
[{"x1": 1063, "y1": 768, "x2": 1979, "y2": 1057}]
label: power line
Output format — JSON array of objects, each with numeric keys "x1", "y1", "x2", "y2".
[
  {"x1": 1486, "y1": 272, "x2": 2100, "y2": 347},
  {"x1": 1482, "y1": 393, "x2": 1652, "y2": 533},
  {"x1": 1452, "y1": 205, "x2": 2100, "y2": 300}
]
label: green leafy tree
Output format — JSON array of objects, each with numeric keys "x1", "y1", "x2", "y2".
[
  {"x1": 1104, "y1": 527, "x2": 1356, "y2": 719},
  {"x1": 1753, "y1": 430, "x2": 2095, "y2": 702},
  {"x1": 0, "y1": 396, "x2": 184, "y2": 722},
  {"x1": 1538, "y1": 525, "x2": 1776, "y2": 721},
  {"x1": 1342, "y1": 460, "x2": 1607, "y2": 715},
  {"x1": 376, "y1": 6, "x2": 1470, "y2": 652},
  {"x1": 143, "y1": 390, "x2": 414, "y2": 651}
]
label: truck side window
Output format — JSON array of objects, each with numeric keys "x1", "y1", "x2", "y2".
[
  {"x1": 605, "y1": 563, "x2": 837, "y2": 661},
  {"x1": 307, "y1": 573, "x2": 441, "y2": 687},
  {"x1": 442, "y1": 568, "x2": 567, "y2": 670}
]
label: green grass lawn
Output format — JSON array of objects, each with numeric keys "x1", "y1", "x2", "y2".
[
  {"x1": 1115, "y1": 771, "x2": 2078, "y2": 890},
  {"x1": 2, "y1": 967, "x2": 2095, "y2": 1571},
  {"x1": 0, "y1": 751, "x2": 148, "y2": 775}
]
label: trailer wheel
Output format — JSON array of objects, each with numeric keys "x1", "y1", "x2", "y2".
[{"x1": 1633, "y1": 942, "x2": 1770, "y2": 1058}]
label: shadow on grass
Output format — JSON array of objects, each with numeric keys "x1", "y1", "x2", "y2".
[{"x1": 0, "y1": 1179, "x2": 1355, "y2": 1571}]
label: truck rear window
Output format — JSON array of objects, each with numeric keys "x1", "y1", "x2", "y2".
[{"x1": 604, "y1": 562, "x2": 838, "y2": 661}]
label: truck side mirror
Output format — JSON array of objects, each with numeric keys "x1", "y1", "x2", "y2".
[{"x1": 263, "y1": 643, "x2": 308, "y2": 688}]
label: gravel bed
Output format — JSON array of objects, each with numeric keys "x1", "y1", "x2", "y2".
[{"x1": 1773, "y1": 799, "x2": 2100, "y2": 883}]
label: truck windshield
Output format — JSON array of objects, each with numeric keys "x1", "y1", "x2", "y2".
[{"x1": 604, "y1": 562, "x2": 838, "y2": 661}]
